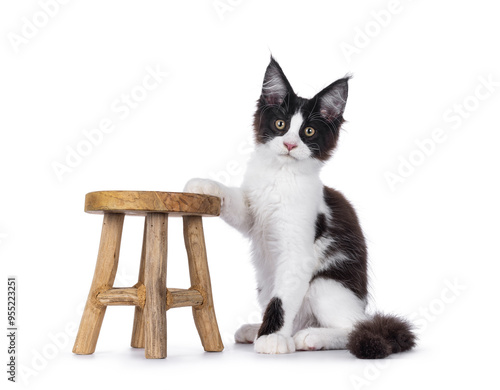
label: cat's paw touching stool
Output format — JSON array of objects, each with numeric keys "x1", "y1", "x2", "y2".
[
  {"x1": 184, "y1": 178, "x2": 223, "y2": 198},
  {"x1": 254, "y1": 334, "x2": 295, "y2": 354}
]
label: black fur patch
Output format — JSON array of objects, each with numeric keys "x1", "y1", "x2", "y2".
[
  {"x1": 312, "y1": 187, "x2": 368, "y2": 300},
  {"x1": 314, "y1": 213, "x2": 326, "y2": 241},
  {"x1": 257, "y1": 297, "x2": 284, "y2": 337},
  {"x1": 347, "y1": 313, "x2": 416, "y2": 359}
]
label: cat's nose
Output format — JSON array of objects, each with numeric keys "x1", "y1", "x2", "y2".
[{"x1": 284, "y1": 142, "x2": 297, "y2": 152}]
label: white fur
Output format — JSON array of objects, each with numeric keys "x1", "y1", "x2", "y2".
[
  {"x1": 291, "y1": 278, "x2": 366, "y2": 350},
  {"x1": 307, "y1": 278, "x2": 366, "y2": 328},
  {"x1": 184, "y1": 113, "x2": 366, "y2": 354},
  {"x1": 254, "y1": 334, "x2": 295, "y2": 354},
  {"x1": 293, "y1": 327, "x2": 351, "y2": 351},
  {"x1": 243, "y1": 140, "x2": 323, "y2": 343}
]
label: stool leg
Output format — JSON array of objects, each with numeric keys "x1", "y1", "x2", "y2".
[
  {"x1": 183, "y1": 216, "x2": 224, "y2": 352},
  {"x1": 131, "y1": 219, "x2": 147, "y2": 348},
  {"x1": 143, "y1": 213, "x2": 168, "y2": 359},
  {"x1": 73, "y1": 213, "x2": 125, "y2": 355}
]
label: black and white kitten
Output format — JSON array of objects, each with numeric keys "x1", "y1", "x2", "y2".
[{"x1": 185, "y1": 57, "x2": 415, "y2": 358}]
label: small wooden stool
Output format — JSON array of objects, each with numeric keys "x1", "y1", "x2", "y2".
[{"x1": 72, "y1": 191, "x2": 224, "y2": 359}]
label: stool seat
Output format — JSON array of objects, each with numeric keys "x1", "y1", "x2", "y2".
[{"x1": 85, "y1": 191, "x2": 221, "y2": 216}]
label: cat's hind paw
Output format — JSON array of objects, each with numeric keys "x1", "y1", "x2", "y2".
[
  {"x1": 293, "y1": 329, "x2": 324, "y2": 351},
  {"x1": 254, "y1": 334, "x2": 295, "y2": 354},
  {"x1": 235, "y1": 324, "x2": 260, "y2": 344}
]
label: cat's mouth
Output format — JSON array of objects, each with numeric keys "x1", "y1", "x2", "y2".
[{"x1": 280, "y1": 150, "x2": 298, "y2": 160}]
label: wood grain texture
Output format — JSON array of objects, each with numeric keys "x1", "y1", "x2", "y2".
[
  {"x1": 143, "y1": 213, "x2": 168, "y2": 359},
  {"x1": 131, "y1": 219, "x2": 147, "y2": 348},
  {"x1": 166, "y1": 288, "x2": 204, "y2": 309},
  {"x1": 85, "y1": 191, "x2": 220, "y2": 217},
  {"x1": 97, "y1": 287, "x2": 142, "y2": 306},
  {"x1": 73, "y1": 213, "x2": 125, "y2": 355},
  {"x1": 96, "y1": 287, "x2": 203, "y2": 309},
  {"x1": 183, "y1": 216, "x2": 224, "y2": 352}
]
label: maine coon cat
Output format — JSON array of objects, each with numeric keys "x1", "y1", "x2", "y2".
[{"x1": 184, "y1": 57, "x2": 415, "y2": 358}]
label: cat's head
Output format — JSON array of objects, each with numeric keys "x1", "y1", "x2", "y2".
[{"x1": 253, "y1": 57, "x2": 349, "y2": 163}]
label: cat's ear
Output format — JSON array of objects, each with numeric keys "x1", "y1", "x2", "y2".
[
  {"x1": 261, "y1": 57, "x2": 294, "y2": 105},
  {"x1": 316, "y1": 76, "x2": 350, "y2": 121}
]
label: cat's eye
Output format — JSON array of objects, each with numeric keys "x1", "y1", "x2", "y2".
[
  {"x1": 304, "y1": 127, "x2": 315, "y2": 137},
  {"x1": 275, "y1": 119, "x2": 286, "y2": 130}
]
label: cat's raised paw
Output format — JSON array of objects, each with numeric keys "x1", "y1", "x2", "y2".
[
  {"x1": 254, "y1": 334, "x2": 295, "y2": 354},
  {"x1": 293, "y1": 329, "x2": 325, "y2": 351},
  {"x1": 184, "y1": 178, "x2": 223, "y2": 198},
  {"x1": 235, "y1": 323, "x2": 260, "y2": 344}
]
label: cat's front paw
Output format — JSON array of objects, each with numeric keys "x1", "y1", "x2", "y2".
[
  {"x1": 184, "y1": 178, "x2": 224, "y2": 198},
  {"x1": 254, "y1": 334, "x2": 296, "y2": 354}
]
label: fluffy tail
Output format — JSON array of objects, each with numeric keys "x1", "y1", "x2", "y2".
[{"x1": 347, "y1": 313, "x2": 416, "y2": 359}]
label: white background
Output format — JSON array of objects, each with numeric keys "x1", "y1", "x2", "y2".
[{"x1": 1, "y1": 0, "x2": 499, "y2": 389}]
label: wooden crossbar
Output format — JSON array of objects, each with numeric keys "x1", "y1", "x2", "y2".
[{"x1": 97, "y1": 286, "x2": 204, "y2": 310}]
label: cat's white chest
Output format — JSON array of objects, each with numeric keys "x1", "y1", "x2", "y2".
[
  {"x1": 242, "y1": 154, "x2": 323, "y2": 243},
  {"x1": 248, "y1": 164, "x2": 304, "y2": 201},
  {"x1": 240, "y1": 152, "x2": 324, "y2": 306}
]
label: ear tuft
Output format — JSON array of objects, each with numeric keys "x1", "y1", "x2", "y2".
[
  {"x1": 318, "y1": 75, "x2": 350, "y2": 121},
  {"x1": 261, "y1": 56, "x2": 293, "y2": 105}
]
